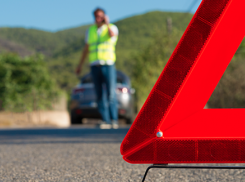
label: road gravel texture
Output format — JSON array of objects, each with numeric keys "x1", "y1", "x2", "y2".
[{"x1": 0, "y1": 127, "x2": 245, "y2": 182}]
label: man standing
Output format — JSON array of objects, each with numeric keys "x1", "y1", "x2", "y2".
[{"x1": 76, "y1": 8, "x2": 119, "y2": 129}]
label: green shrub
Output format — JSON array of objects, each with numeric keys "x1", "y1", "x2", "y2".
[{"x1": 0, "y1": 53, "x2": 61, "y2": 111}]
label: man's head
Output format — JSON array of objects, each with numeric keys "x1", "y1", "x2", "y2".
[{"x1": 93, "y1": 8, "x2": 106, "y2": 26}]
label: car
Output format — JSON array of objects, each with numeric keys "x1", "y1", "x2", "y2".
[{"x1": 70, "y1": 70, "x2": 135, "y2": 125}]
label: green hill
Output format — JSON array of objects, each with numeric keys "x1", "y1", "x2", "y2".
[
  {"x1": 0, "y1": 28, "x2": 60, "y2": 56},
  {"x1": 0, "y1": 37, "x2": 33, "y2": 57},
  {"x1": 0, "y1": 25, "x2": 90, "y2": 57}
]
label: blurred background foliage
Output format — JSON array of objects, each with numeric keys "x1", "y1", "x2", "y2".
[
  {"x1": 208, "y1": 55, "x2": 245, "y2": 108},
  {"x1": 131, "y1": 29, "x2": 182, "y2": 108},
  {"x1": 0, "y1": 53, "x2": 61, "y2": 112},
  {"x1": 1, "y1": 11, "x2": 245, "y2": 111}
]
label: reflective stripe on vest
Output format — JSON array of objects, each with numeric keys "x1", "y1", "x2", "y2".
[{"x1": 87, "y1": 24, "x2": 118, "y2": 64}]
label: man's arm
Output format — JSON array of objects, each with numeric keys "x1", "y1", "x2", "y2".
[
  {"x1": 76, "y1": 43, "x2": 89, "y2": 75},
  {"x1": 104, "y1": 15, "x2": 116, "y2": 37},
  {"x1": 107, "y1": 25, "x2": 115, "y2": 37}
]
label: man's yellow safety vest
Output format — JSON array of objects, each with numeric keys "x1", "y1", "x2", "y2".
[{"x1": 87, "y1": 24, "x2": 118, "y2": 64}]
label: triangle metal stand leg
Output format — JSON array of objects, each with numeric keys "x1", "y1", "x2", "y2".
[
  {"x1": 142, "y1": 164, "x2": 245, "y2": 182},
  {"x1": 142, "y1": 164, "x2": 168, "y2": 182}
]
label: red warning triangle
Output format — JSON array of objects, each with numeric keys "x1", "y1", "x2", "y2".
[{"x1": 121, "y1": 0, "x2": 245, "y2": 164}]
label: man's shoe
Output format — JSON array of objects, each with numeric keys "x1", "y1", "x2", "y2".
[
  {"x1": 99, "y1": 121, "x2": 112, "y2": 129},
  {"x1": 112, "y1": 121, "x2": 119, "y2": 129}
]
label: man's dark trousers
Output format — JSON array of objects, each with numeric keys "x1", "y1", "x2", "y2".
[{"x1": 91, "y1": 64, "x2": 118, "y2": 124}]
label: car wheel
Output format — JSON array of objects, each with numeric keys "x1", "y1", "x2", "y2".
[
  {"x1": 71, "y1": 115, "x2": 82, "y2": 124},
  {"x1": 70, "y1": 109, "x2": 83, "y2": 125}
]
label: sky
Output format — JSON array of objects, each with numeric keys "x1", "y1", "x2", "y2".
[{"x1": 0, "y1": 0, "x2": 202, "y2": 32}]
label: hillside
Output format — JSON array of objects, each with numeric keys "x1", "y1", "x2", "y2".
[
  {"x1": 0, "y1": 38, "x2": 33, "y2": 57},
  {"x1": 0, "y1": 28, "x2": 60, "y2": 56},
  {"x1": 0, "y1": 26, "x2": 89, "y2": 57}
]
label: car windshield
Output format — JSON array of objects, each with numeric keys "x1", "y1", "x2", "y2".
[
  {"x1": 81, "y1": 72, "x2": 130, "y2": 86},
  {"x1": 82, "y1": 76, "x2": 93, "y2": 84}
]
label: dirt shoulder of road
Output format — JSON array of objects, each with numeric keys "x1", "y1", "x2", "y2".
[{"x1": 0, "y1": 111, "x2": 70, "y2": 128}]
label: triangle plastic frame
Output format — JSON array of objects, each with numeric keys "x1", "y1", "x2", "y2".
[{"x1": 121, "y1": 0, "x2": 245, "y2": 164}]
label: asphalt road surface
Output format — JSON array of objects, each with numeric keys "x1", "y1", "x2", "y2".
[{"x1": 1, "y1": 126, "x2": 245, "y2": 182}]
